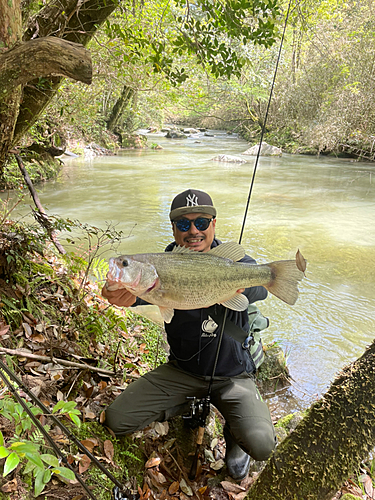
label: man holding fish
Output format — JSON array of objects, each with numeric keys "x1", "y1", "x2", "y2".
[{"x1": 102, "y1": 188, "x2": 305, "y2": 481}]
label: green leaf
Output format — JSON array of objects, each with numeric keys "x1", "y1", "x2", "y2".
[
  {"x1": 0, "y1": 430, "x2": 4, "y2": 446},
  {"x1": 43, "y1": 468, "x2": 52, "y2": 484},
  {"x1": 0, "y1": 446, "x2": 10, "y2": 458},
  {"x1": 52, "y1": 400, "x2": 66, "y2": 413},
  {"x1": 25, "y1": 452, "x2": 44, "y2": 469},
  {"x1": 11, "y1": 442, "x2": 38, "y2": 454},
  {"x1": 53, "y1": 466, "x2": 76, "y2": 481},
  {"x1": 41, "y1": 454, "x2": 59, "y2": 468},
  {"x1": 23, "y1": 460, "x2": 37, "y2": 475},
  {"x1": 34, "y1": 468, "x2": 46, "y2": 497},
  {"x1": 4, "y1": 452, "x2": 20, "y2": 476},
  {"x1": 69, "y1": 413, "x2": 81, "y2": 428}
]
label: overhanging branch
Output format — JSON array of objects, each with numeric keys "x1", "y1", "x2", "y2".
[{"x1": 0, "y1": 37, "x2": 92, "y2": 100}]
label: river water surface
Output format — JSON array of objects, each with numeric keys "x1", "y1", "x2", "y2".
[{"x1": 4, "y1": 130, "x2": 375, "y2": 412}]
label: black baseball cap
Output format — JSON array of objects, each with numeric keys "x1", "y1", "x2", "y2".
[{"x1": 169, "y1": 189, "x2": 217, "y2": 221}]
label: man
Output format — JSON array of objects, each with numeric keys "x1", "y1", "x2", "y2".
[{"x1": 102, "y1": 188, "x2": 276, "y2": 481}]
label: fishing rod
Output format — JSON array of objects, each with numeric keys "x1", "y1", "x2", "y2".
[
  {"x1": 188, "y1": 0, "x2": 293, "y2": 481},
  {"x1": 0, "y1": 358, "x2": 138, "y2": 500},
  {"x1": 0, "y1": 361, "x2": 98, "y2": 500}
]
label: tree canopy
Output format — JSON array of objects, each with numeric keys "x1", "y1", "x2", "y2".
[{"x1": 0, "y1": 0, "x2": 282, "y2": 173}]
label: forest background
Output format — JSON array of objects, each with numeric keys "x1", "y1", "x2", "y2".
[{"x1": 1, "y1": 0, "x2": 375, "y2": 189}]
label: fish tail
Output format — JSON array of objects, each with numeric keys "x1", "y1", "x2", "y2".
[{"x1": 266, "y1": 257, "x2": 306, "y2": 305}]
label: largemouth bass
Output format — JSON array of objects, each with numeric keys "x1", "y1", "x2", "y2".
[{"x1": 107, "y1": 242, "x2": 306, "y2": 323}]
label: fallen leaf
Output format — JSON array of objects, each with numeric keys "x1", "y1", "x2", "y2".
[
  {"x1": 56, "y1": 390, "x2": 64, "y2": 401},
  {"x1": 0, "y1": 325, "x2": 10, "y2": 336},
  {"x1": 83, "y1": 408, "x2": 96, "y2": 419},
  {"x1": 210, "y1": 438, "x2": 218, "y2": 450},
  {"x1": 227, "y1": 492, "x2": 247, "y2": 500},
  {"x1": 145, "y1": 456, "x2": 161, "y2": 469},
  {"x1": 1, "y1": 478, "x2": 18, "y2": 493},
  {"x1": 198, "y1": 486, "x2": 208, "y2": 494},
  {"x1": 154, "y1": 421, "x2": 169, "y2": 436},
  {"x1": 22, "y1": 322, "x2": 32, "y2": 338},
  {"x1": 180, "y1": 478, "x2": 193, "y2": 496},
  {"x1": 210, "y1": 459, "x2": 225, "y2": 471},
  {"x1": 359, "y1": 474, "x2": 375, "y2": 499},
  {"x1": 169, "y1": 481, "x2": 180, "y2": 495},
  {"x1": 221, "y1": 481, "x2": 246, "y2": 494},
  {"x1": 104, "y1": 440, "x2": 114, "y2": 462},
  {"x1": 98, "y1": 380, "x2": 107, "y2": 391},
  {"x1": 53, "y1": 434, "x2": 70, "y2": 445},
  {"x1": 78, "y1": 454, "x2": 91, "y2": 474},
  {"x1": 85, "y1": 385, "x2": 94, "y2": 398},
  {"x1": 80, "y1": 439, "x2": 98, "y2": 454},
  {"x1": 147, "y1": 469, "x2": 167, "y2": 490}
]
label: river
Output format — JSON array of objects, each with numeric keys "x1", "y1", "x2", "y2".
[{"x1": 3, "y1": 129, "x2": 375, "y2": 412}]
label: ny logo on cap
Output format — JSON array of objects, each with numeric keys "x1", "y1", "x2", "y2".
[{"x1": 186, "y1": 194, "x2": 198, "y2": 206}]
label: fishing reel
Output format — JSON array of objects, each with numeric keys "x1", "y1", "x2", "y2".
[
  {"x1": 182, "y1": 396, "x2": 211, "y2": 429},
  {"x1": 112, "y1": 486, "x2": 139, "y2": 500}
]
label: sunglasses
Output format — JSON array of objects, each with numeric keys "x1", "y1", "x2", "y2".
[{"x1": 173, "y1": 217, "x2": 215, "y2": 232}]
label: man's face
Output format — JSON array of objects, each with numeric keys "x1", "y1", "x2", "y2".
[{"x1": 172, "y1": 212, "x2": 216, "y2": 253}]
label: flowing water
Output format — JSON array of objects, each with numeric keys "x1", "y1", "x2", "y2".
[{"x1": 3, "y1": 129, "x2": 375, "y2": 412}]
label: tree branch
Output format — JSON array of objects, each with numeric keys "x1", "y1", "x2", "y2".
[
  {"x1": 0, "y1": 37, "x2": 92, "y2": 99},
  {"x1": 0, "y1": 346, "x2": 125, "y2": 377},
  {"x1": 13, "y1": 153, "x2": 66, "y2": 255}
]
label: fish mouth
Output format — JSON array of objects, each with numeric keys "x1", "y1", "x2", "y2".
[{"x1": 145, "y1": 277, "x2": 159, "y2": 293}]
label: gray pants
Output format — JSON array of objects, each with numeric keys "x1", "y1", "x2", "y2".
[{"x1": 105, "y1": 362, "x2": 276, "y2": 461}]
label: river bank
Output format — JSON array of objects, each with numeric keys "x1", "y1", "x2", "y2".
[{"x1": 2, "y1": 121, "x2": 375, "y2": 191}]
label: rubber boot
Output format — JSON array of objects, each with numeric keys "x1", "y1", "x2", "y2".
[{"x1": 224, "y1": 425, "x2": 251, "y2": 481}]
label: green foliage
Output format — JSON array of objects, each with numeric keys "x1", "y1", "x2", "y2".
[
  {"x1": 104, "y1": 0, "x2": 280, "y2": 84},
  {"x1": 0, "y1": 396, "x2": 80, "y2": 496},
  {"x1": 90, "y1": 257, "x2": 109, "y2": 283}
]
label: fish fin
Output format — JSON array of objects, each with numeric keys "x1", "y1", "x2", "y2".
[
  {"x1": 220, "y1": 293, "x2": 249, "y2": 311},
  {"x1": 266, "y1": 256, "x2": 306, "y2": 305},
  {"x1": 159, "y1": 306, "x2": 175, "y2": 323},
  {"x1": 208, "y1": 242, "x2": 246, "y2": 262}
]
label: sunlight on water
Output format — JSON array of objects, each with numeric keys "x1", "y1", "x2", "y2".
[{"x1": 2, "y1": 130, "x2": 375, "y2": 407}]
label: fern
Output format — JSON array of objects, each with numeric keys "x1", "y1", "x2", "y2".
[{"x1": 90, "y1": 257, "x2": 109, "y2": 283}]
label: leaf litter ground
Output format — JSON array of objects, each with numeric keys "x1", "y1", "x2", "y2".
[{"x1": 0, "y1": 247, "x2": 373, "y2": 500}]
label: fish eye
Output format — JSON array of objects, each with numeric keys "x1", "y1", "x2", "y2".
[{"x1": 122, "y1": 260, "x2": 128, "y2": 267}]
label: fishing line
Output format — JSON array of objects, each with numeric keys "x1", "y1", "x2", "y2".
[{"x1": 239, "y1": 0, "x2": 292, "y2": 245}]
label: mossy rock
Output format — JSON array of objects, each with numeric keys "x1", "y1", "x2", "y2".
[
  {"x1": 256, "y1": 345, "x2": 290, "y2": 393},
  {"x1": 120, "y1": 134, "x2": 147, "y2": 149}
]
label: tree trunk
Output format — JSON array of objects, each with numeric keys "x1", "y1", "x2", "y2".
[
  {"x1": 0, "y1": 0, "x2": 22, "y2": 168},
  {"x1": 0, "y1": 0, "x2": 120, "y2": 172},
  {"x1": 12, "y1": 0, "x2": 120, "y2": 146},
  {"x1": 106, "y1": 85, "x2": 135, "y2": 133},
  {"x1": 246, "y1": 340, "x2": 375, "y2": 500}
]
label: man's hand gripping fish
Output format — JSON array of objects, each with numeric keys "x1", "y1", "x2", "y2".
[{"x1": 107, "y1": 242, "x2": 307, "y2": 323}]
